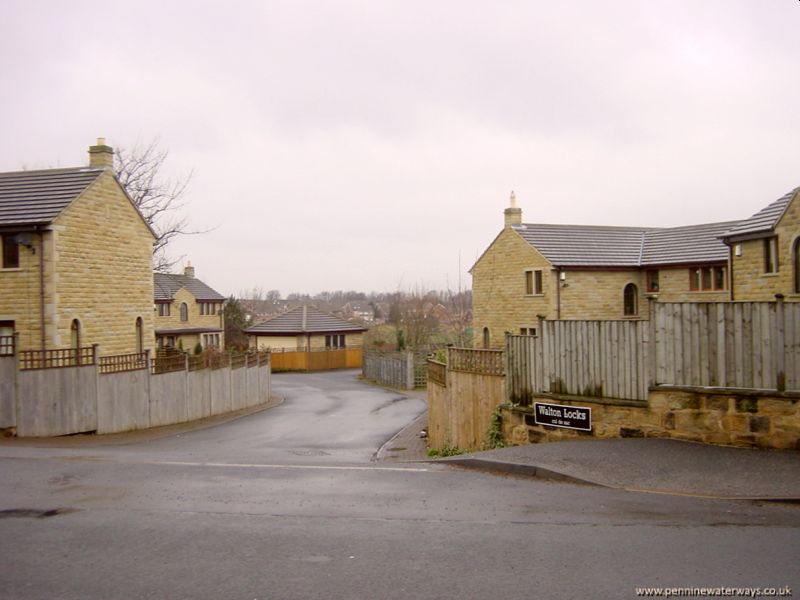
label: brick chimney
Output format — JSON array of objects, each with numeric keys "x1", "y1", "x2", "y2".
[
  {"x1": 88, "y1": 137, "x2": 114, "y2": 169},
  {"x1": 184, "y1": 262, "x2": 195, "y2": 278},
  {"x1": 504, "y1": 191, "x2": 522, "y2": 228}
]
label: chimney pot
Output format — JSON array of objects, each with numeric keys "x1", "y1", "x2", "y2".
[
  {"x1": 88, "y1": 137, "x2": 114, "y2": 169},
  {"x1": 504, "y1": 191, "x2": 522, "y2": 228}
]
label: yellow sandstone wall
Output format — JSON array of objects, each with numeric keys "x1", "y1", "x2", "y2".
[
  {"x1": 732, "y1": 191, "x2": 800, "y2": 301},
  {"x1": 0, "y1": 232, "x2": 48, "y2": 351},
  {"x1": 51, "y1": 171, "x2": 155, "y2": 355},
  {"x1": 471, "y1": 228, "x2": 555, "y2": 348},
  {"x1": 155, "y1": 287, "x2": 224, "y2": 350}
]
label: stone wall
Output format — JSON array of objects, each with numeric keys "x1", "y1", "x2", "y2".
[
  {"x1": 51, "y1": 171, "x2": 155, "y2": 355},
  {"x1": 0, "y1": 232, "x2": 45, "y2": 351},
  {"x1": 471, "y1": 227, "x2": 554, "y2": 348},
  {"x1": 502, "y1": 388, "x2": 800, "y2": 451}
]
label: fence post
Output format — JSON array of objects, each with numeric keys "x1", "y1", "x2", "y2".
[
  {"x1": 13, "y1": 333, "x2": 20, "y2": 434},
  {"x1": 504, "y1": 332, "x2": 511, "y2": 405},
  {"x1": 647, "y1": 297, "x2": 657, "y2": 388},
  {"x1": 406, "y1": 351, "x2": 414, "y2": 390},
  {"x1": 144, "y1": 348, "x2": 152, "y2": 427},
  {"x1": 775, "y1": 294, "x2": 786, "y2": 392}
]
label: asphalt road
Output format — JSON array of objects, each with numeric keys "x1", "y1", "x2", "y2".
[{"x1": 0, "y1": 370, "x2": 798, "y2": 600}]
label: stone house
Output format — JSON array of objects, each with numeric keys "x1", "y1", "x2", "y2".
[
  {"x1": 246, "y1": 305, "x2": 367, "y2": 351},
  {"x1": 720, "y1": 187, "x2": 800, "y2": 301},
  {"x1": 0, "y1": 139, "x2": 156, "y2": 355},
  {"x1": 471, "y1": 189, "x2": 799, "y2": 348},
  {"x1": 153, "y1": 264, "x2": 226, "y2": 352}
]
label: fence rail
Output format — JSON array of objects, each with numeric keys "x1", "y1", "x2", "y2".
[
  {"x1": 427, "y1": 359, "x2": 447, "y2": 387},
  {"x1": 448, "y1": 347, "x2": 504, "y2": 376},
  {"x1": 98, "y1": 351, "x2": 148, "y2": 374},
  {"x1": 19, "y1": 346, "x2": 97, "y2": 370}
]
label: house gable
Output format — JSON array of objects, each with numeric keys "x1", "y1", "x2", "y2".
[
  {"x1": 48, "y1": 169, "x2": 155, "y2": 354},
  {"x1": 471, "y1": 226, "x2": 555, "y2": 348},
  {"x1": 723, "y1": 188, "x2": 800, "y2": 301}
]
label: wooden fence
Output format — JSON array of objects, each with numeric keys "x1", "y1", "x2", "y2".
[
  {"x1": 506, "y1": 300, "x2": 800, "y2": 405},
  {"x1": 427, "y1": 347, "x2": 505, "y2": 451},
  {"x1": 0, "y1": 350, "x2": 272, "y2": 437},
  {"x1": 653, "y1": 301, "x2": 800, "y2": 391},
  {"x1": 19, "y1": 345, "x2": 97, "y2": 370},
  {"x1": 270, "y1": 347, "x2": 362, "y2": 372}
]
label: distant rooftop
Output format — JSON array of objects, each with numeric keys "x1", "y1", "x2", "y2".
[
  {"x1": 246, "y1": 305, "x2": 367, "y2": 335},
  {"x1": 154, "y1": 272, "x2": 225, "y2": 302}
]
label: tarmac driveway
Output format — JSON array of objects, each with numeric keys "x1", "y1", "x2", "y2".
[{"x1": 95, "y1": 369, "x2": 429, "y2": 465}]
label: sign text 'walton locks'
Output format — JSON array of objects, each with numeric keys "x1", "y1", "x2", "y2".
[{"x1": 534, "y1": 402, "x2": 592, "y2": 431}]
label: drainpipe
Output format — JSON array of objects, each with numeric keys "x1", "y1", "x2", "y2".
[
  {"x1": 728, "y1": 243, "x2": 735, "y2": 301},
  {"x1": 555, "y1": 268, "x2": 562, "y2": 320},
  {"x1": 38, "y1": 229, "x2": 45, "y2": 351}
]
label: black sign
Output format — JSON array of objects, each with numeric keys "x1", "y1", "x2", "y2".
[{"x1": 533, "y1": 402, "x2": 592, "y2": 431}]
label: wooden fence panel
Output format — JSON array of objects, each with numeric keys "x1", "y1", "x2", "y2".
[{"x1": 653, "y1": 301, "x2": 798, "y2": 392}]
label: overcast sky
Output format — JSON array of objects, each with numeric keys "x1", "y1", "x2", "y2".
[{"x1": 2, "y1": 1, "x2": 798, "y2": 296}]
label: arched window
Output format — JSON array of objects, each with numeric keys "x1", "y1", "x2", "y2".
[
  {"x1": 623, "y1": 283, "x2": 638, "y2": 316},
  {"x1": 135, "y1": 317, "x2": 143, "y2": 353},
  {"x1": 180, "y1": 303, "x2": 188, "y2": 322},
  {"x1": 70, "y1": 319, "x2": 81, "y2": 349},
  {"x1": 794, "y1": 238, "x2": 800, "y2": 294},
  {"x1": 482, "y1": 327, "x2": 490, "y2": 349}
]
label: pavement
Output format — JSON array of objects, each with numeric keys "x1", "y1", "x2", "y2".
[{"x1": 375, "y1": 388, "x2": 800, "y2": 501}]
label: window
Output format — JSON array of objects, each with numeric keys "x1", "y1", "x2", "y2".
[
  {"x1": 645, "y1": 270, "x2": 659, "y2": 293},
  {"x1": 135, "y1": 318, "x2": 143, "y2": 353},
  {"x1": 180, "y1": 303, "x2": 188, "y2": 322},
  {"x1": 202, "y1": 333, "x2": 220, "y2": 347},
  {"x1": 794, "y1": 238, "x2": 800, "y2": 294},
  {"x1": 520, "y1": 327, "x2": 537, "y2": 336},
  {"x1": 325, "y1": 334, "x2": 345, "y2": 348},
  {"x1": 714, "y1": 267, "x2": 727, "y2": 291},
  {"x1": 765, "y1": 237, "x2": 779, "y2": 274},
  {"x1": 157, "y1": 303, "x2": 170, "y2": 317},
  {"x1": 2, "y1": 235, "x2": 19, "y2": 269},
  {"x1": 70, "y1": 319, "x2": 81, "y2": 349},
  {"x1": 689, "y1": 266, "x2": 727, "y2": 291},
  {"x1": 623, "y1": 283, "x2": 638, "y2": 316},
  {"x1": 524, "y1": 270, "x2": 543, "y2": 295},
  {"x1": 0, "y1": 321, "x2": 14, "y2": 355},
  {"x1": 482, "y1": 327, "x2": 490, "y2": 349},
  {"x1": 199, "y1": 302, "x2": 217, "y2": 316}
]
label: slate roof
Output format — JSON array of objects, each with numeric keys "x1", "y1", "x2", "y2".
[
  {"x1": 0, "y1": 167, "x2": 104, "y2": 227},
  {"x1": 640, "y1": 221, "x2": 738, "y2": 265},
  {"x1": 515, "y1": 224, "x2": 650, "y2": 267},
  {"x1": 511, "y1": 220, "x2": 735, "y2": 268},
  {"x1": 153, "y1": 273, "x2": 225, "y2": 302},
  {"x1": 246, "y1": 305, "x2": 368, "y2": 335},
  {"x1": 721, "y1": 187, "x2": 798, "y2": 240}
]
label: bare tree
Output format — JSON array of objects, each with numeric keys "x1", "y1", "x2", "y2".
[{"x1": 114, "y1": 139, "x2": 199, "y2": 272}]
